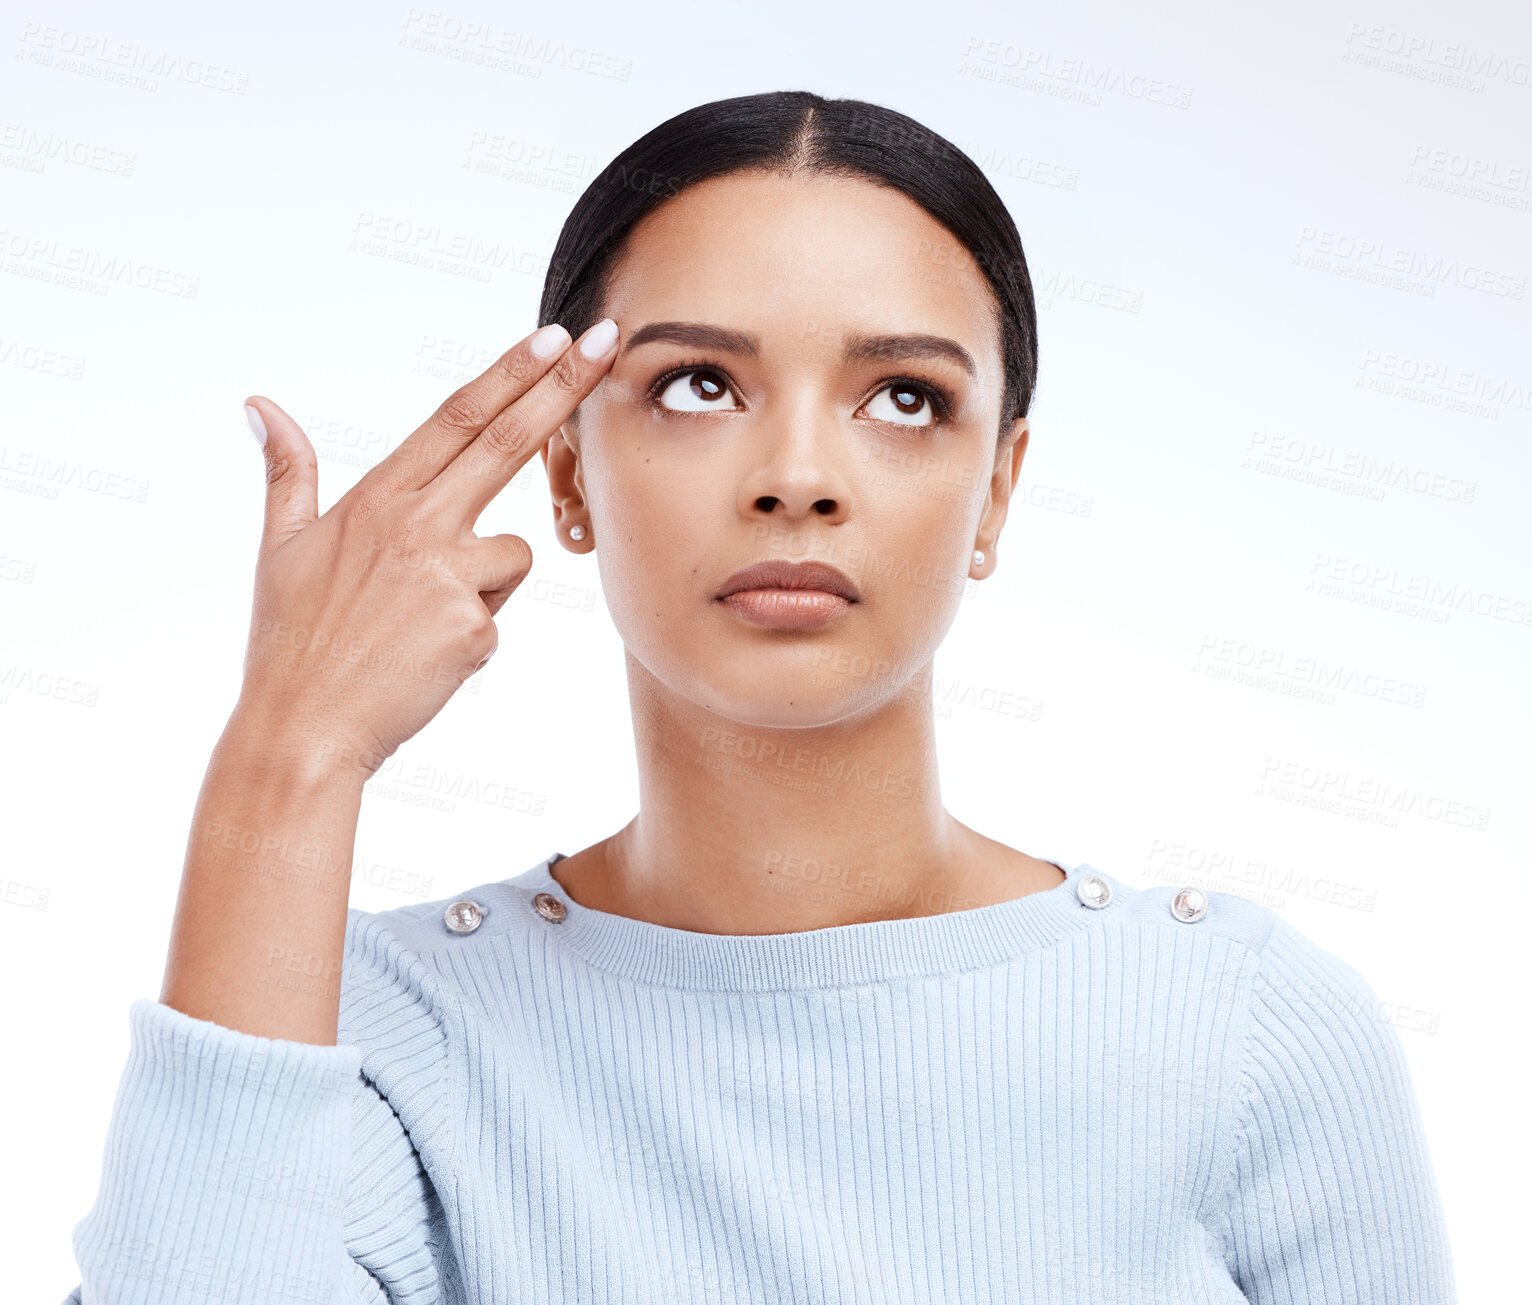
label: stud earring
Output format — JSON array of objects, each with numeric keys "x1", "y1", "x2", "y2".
[
  {"x1": 973, "y1": 549, "x2": 985, "y2": 567},
  {"x1": 570, "y1": 525, "x2": 586, "y2": 541}
]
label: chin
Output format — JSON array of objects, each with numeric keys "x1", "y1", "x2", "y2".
[{"x1": 691, "y1": 669, "x2": 897, "y2": 733}]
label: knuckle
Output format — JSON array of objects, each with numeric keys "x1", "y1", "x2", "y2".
[
  {"x1": 261, "y1": 443, "x2": 308, "y2": 488},
  {"x1": 474, "y1": 541, "x2": 530, "y2": 590},
  {"x1": 548, "y1": 352, "x2": 584, "y2": 394},
  {"x1": 448, "y1": 599, "x2": 493, "y2": 644},
  {"x1": 503, "y1": 535, "x2": 534, "y2": 574},
  {"x1": 339, "y1": 501, "x2": 385, "y2": 552},
  {"x1": 495, "y1": 347, "x2": 540, "y2": 390},
  {"x1": 345, "y1": 482, "x2": 387, "y2": 524},
  {"x1": 346, "y1": 488, "x2": 429, "y2": 551},
  {"x1": 389, "y1": 510, "x2": 429, "y2": 550},
  {"x1": 480, "y1": 409, "x2": 533, "y2": 457},
  {"x1": 435, "y1": 390, "x2": 487, "y2": 434}
]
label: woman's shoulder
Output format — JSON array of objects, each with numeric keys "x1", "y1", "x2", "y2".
[
  {"x1": 329, "y1": 864, "x2": 554, "y2": 1144},
  {"x1": 1083, "y1": 862, "x2": 1386, "y2": 1010},
  {"x1": 1084, "y1": 864, "x2": 1280, "y2": 952},
  {"x1": 343, "y1": 852, "x2": 555, "y2": 964},
  {"x1": 337, "y1": 852, "x2": 557, "y2": 1019}
]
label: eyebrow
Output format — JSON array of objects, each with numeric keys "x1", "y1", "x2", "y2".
[{"x1": 622, "y1": 320, "x2": 978, "y2": 380}]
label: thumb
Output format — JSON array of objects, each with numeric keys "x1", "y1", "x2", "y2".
[{"x1": 244, "y1": 396, "x2": 318, "y2": 552}]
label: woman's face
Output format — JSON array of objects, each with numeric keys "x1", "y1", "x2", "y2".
[{"x1": 544, "y1": 169, "x2": 1028, "y2": 729}]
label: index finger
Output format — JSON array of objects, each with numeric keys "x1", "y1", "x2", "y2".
[
  {"x1": 361, "y1": 322, "x2": 573, "y2": 499},
  {"x1": 424, "y1": 317, "x2": 619, "y2": 528}
]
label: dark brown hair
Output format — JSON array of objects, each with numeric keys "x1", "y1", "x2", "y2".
[{"x1": 538, "y1": 90, "x2": 1039, "y2": 441}]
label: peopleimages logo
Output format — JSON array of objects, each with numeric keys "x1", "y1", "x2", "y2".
[
  {"x1": 1294, "y1": 227, "x2": 1527, "y2": 300},
  {"x1": 1341, "y1": 22, "x2": 1532, "y2": 88},
  {"x1": 0, "y1": 228, "x2": 200, "y2": 299},
  {"x1": 398, "y1": 10, "x2": 634, "y2": 81},
  {"x1": 1358, "y1": 350, "x2": 1532, "y2": 415},
  {"x1": 15, "y1": 23, "x2": 251, "y2": 94},
  {"x1": 1407, "y1": 145, "x2": 1532, "y2": 194},
  {"x1": 1255, "y1": 757, "x2": 1491, "y2": 831},
  {"x1": 0, "y1": 122, "x2": 136, "y2": 177},
  {"x1": 958, "y1": 37, "x2": 1194, "y2": 108}
]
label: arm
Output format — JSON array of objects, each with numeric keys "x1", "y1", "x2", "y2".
[
  {"x1": 160, "y1": 706, "x2": 371, "y2": 1047},
  {"x1": 64, "y1": 998, "x2": 363, "y2": 1304},
  {"x1": 62, "y1": 978, "x2": 449, "y2": 1303},
  {"x1": 59, "y1": 713, "x2": 376, "y2": 1303},
  {"x1": 59, "y1": 315, "x2": 616, "y2": 1302},
  {"x1": 1215, "y1": 918, "x2": 1457, "y2": 1303}
]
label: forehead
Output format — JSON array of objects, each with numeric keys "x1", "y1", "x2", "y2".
[{"x1": 601, "y1": 170, "x2": 1000, "y2": 368}]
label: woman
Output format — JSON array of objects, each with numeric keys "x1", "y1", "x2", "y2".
[{"x1": 63, "y1": 91, "x2": 1456, "y2": 1303}]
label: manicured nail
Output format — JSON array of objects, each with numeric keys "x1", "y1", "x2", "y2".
[
  {"x1": 529, "y1": 323, "x2": 569, "y2": 359},
  {"x1": 245, "y1": 404, "x2": 267, "y2": 448},
  {"x1": 579, "y1": 318, "x2": 618, "y2": 359}
]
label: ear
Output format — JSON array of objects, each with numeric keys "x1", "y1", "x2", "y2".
[
  {"x1": 973, "y1": 416, "x2": 1030, "y2": 566},
  {"x1": 541, "y1": 420, "x2": 591, "y2": 548}
]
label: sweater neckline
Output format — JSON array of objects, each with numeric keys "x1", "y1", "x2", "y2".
[{"x1": 505, "y1": 851, "x2": 1117, "y2": 992}]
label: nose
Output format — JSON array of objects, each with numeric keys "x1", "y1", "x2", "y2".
[{"x1": 737, "y1": 396, "x2": 852, "y2": 526}]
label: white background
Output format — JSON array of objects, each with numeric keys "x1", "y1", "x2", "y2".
[{"x1": 3, "y1": 0, "x2": 1527, "y2": 1298}]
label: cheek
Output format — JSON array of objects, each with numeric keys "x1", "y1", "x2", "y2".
[
  {"x1": 855, "y1": 487, "x2": 983, "y2": 639},
  {"x1": 590, "y1": 498, "x2": 659, "y2": 604},
  {"x1": 583, "y1": 452, "x2": 697, "y2": 611},
  {"x1": 858, "y1": 471, "x2": 980, "y2": 569}
]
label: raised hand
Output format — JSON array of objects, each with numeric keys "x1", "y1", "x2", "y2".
[{"x1": 237, "y1": 317, "x2": 618, "y2": 778}]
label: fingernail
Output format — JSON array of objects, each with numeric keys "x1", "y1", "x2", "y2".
[
  {"x1": 579, "y1": 317, "x2": 618, "y2": 359},
  {"x1": 245, "y1": 404, "x2": 267, "y2": 448},
  {"x1": 529, "y1": 323, "x2": 569, "y2": 359}
]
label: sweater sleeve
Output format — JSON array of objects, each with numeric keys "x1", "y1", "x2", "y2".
[
  {"x1": 1215, "y1": 917, "x2": 1457, "y2": 1303},
  {"x1": 60, "y1": 997, "x2": 446, "y2": 1305}
]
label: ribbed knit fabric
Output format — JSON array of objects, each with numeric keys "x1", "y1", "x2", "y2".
[{"x1": 62, "y1": 852, "x2": 1456, "y2": 1303}]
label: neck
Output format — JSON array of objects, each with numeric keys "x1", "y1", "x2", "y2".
[{"x1": 553, "y1": 653, "x2": 1062, "y2": 935}]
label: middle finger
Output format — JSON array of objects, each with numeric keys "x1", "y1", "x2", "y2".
[
  {"x1": 365, "y1": 322, "x2": 573, "y2": 498},
  {"x1": 424, "y1": 317, "x2": 619, "y2": 529}
]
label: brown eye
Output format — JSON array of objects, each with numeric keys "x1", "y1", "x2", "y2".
[
  {"x1": 864, "y1": 382, "x2": 937, "y2": 427},
  {"x1": 655, "y1": 368, "x2": 740, "y2": 413}
]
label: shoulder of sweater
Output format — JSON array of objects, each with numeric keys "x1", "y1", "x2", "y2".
[
  {"x1": 333, "y1": 886, "x2": 485, "y2": 1029},
  {"x1": 330, "y1": 885, "x2": 508, "y2": 1104},
  {"x1": 342, "y1": 870, "x2": 536, "y2": 963},
  {"x1": 1091, "y1": 867, "x2": 1281, "y2": 959},
  {"x1": 1244, "y1": 910, "x2": 1388, "y2": 1024},
  {"x1": 336, "y1": 864, "x2": 548, "y2": 1012},
  {"x1": 1095, "y1": 867, "x2": 1382, "y2": 1005},
  {"x1": 1100, "y1": 869, "x2": 1384, "y2": 1025}
]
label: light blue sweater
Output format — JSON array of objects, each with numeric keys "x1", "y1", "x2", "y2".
[{"x1": 63, "y1": 852, "x2": 1456, "y2": 1303}]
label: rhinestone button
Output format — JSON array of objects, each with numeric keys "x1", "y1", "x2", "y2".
[
  {"x1": 443, "y1": 898, "x2": 486, "y2": 934},
  {"x1": 1076, "y1": 874, "x2": 1113, "y2": 909},
  {"x1": 533, "y1": 891, "x2": 568, "y2": 923},
  {"x1": 1170, "y1": 887, "x2": 1209, "y2": 923}
]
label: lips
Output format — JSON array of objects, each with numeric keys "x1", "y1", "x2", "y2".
[{"x1": 715, "y1": 559, "x2": 861, "y2": 602}]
